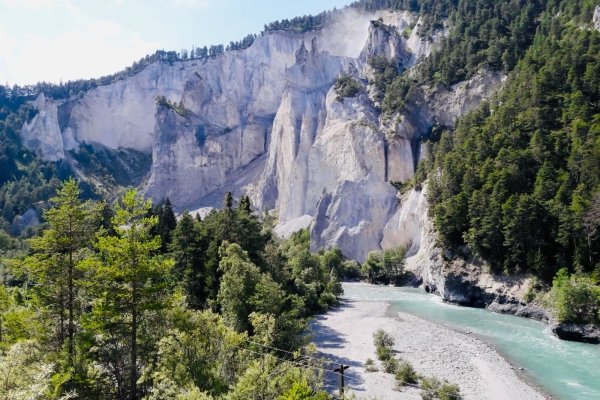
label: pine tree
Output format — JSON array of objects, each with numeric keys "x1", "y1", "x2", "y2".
[
  {"x1": 158, "y1": 198, "x2": 177, "y2": 253},
  {"x1": 21, "y1": 179, "x2": 101, "y2": 362},
  {"x1": 85, "y1": 190, "x2": 173, "y2": 399},
  {"x1": 172, "y1": 211, "x2": 205, "y2": 307}
]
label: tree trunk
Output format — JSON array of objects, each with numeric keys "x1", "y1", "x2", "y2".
[
  {"x1": 68, "y1": 249, "x2": 74, "y2": 363},
  {"x1": 131, "y1": 280, "x2": 137, "y2": 400}
]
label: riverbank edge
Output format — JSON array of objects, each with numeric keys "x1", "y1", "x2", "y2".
[
  {"x1": 379, "y1": 298, "x2": 553, "y2": 400},
  {"x1": 311, "y1": 291, "x2": 548, "y2": 400}
]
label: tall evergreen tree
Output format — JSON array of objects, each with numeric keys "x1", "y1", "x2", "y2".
[
  {"x1": 85, "y1": 190, "x2": 173, "y2": 399},
  {"x1": 20, "y1": 179, "x2": 101, "y2": 362}
]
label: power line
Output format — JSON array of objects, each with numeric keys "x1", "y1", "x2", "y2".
[
  {"x1": 236, "y1": 338, "x2": 439, "y2": 395},
  {"x1": 231, "y1": 344, "x2": 363, "y2": 384}
]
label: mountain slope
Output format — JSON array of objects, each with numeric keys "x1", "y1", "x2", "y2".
[{"x1": 1, "y1": 1, "x2": 599, "y2": 327}]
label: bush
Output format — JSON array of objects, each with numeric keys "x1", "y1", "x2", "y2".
[
  {"x1": 420, "y1": 376, "x2": 461, "y2": 400},
  {"x1": 382, "y1": 358, "x2": 398, "y2": 374},
  {"x1": 551, "y1": 269, "x2": 600, "y2": 324},
  {"x1": 334, "y1": 75, "x2": 362, "y2": 103},
  {"x1": 376, "y1": 346, "x2": 394, "y2": 361},
  {"x1": 364, "y1": 358, "x2": 378, "y2": 372},
  {"x1": 395, "y1": 360, "x2": 418, "y2": 386},
  {"x1": 373, "y1": 329, "x2": 395, "y2": 348}
]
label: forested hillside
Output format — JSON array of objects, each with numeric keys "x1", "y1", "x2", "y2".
[
  {"x1": 1, "y1": 1, "x2": 600, "y2": 372},
  {"x1": 0, "y1": 181, "x2": 346, "y2": 399},
  {"x1": 423, "y1": 0, "x2": 600, "y2": 324}
]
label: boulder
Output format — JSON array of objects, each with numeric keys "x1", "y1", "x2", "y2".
[{"x1": 551, "y1": 322, "x2": 600, "y2": 344}]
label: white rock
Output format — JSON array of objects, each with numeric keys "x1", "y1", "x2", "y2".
[{"x1": 20, "y1": 93, "x2": 65, "y2": 161}]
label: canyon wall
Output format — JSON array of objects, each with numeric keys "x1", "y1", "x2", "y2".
[{"x1": 20, "y1": 8, "x2": 504, "y2": 261}]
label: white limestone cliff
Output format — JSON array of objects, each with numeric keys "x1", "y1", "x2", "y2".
[
  {"x1": 20, "y1": 93, "x2": 65, "y2": 161},
  {"x1": 594, "y1": 6, "x2": 600, "y2": 32},
  {"x1": 17, "y1": 7, "x2": 505, "y2": 262}
]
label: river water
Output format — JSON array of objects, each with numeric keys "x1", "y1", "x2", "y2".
[{"x1": 342, "y1": 283, "x2": 600, "y2": 400}]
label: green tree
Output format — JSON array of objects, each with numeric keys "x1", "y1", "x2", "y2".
[
  {"x1": 85, "y1": 190, "x2": 173, "y2": 399},
  {"x1": 217, "y1": 242, "x2": 261, "y2": 333},
  {"x1": 171, "y1": 211, "x2": 204, "y2": 307},
  {"x1": 19, "y1": 179, "x2": 100, "y2": 362}
]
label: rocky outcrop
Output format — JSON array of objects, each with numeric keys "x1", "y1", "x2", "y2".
[
  {"x1": 17, "y1": 7, "x2": 504, "y2": 262},
  {"x1": 390, "y1": 67, "x2": 505, "y2": 143},
  {"x1": 20, "y1": 93, "x2": 66, "y2": 161},
  {"x1": 551, "y1": 322, "x2": 600, "y2": 344},
  {"x1": 391, "y1": 184, "x2": 551, "y2": 315},
  {"x1": 11, "y1": 207, "x2": 41, "y2": 236},
  {"x1": 594, "y1": 6, "x2": 600, "y2": 32},
  {"x1": 487, "y1": 302, "x2": 551, "y2": 322}
]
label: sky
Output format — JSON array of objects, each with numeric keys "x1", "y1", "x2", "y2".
[{"x1": 0, "y1": 0, "x2": 354, "y2": 86}]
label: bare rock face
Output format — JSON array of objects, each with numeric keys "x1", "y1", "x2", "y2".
[
  {"x1": 17, "y1": 7, "x2": 505, "y2": 262},
  {"x1": 145, "y1": 103, "x2": 267, "y2": 206},
  {"x1": 20, "y1": 93, "x2": 65, "y2": 161},
  {"x1": 594, "y1": 6, "x2": 600, "y2": 32}
]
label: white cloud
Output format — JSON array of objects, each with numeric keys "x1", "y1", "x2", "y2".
[{"x1": 0, "y1": 21, "x2": 160, "y2": 85}]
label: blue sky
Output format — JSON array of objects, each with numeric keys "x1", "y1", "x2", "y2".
[{"x1": 0, "y1": 0, "x2": 353, "y2": 86}]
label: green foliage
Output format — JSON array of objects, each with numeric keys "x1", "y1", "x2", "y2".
[
  {"x1": 83, "y1": 189, "x2": 174, "y2": 399},
  {"x1": 0, "y1": 340, "x2": 75, "y2": 400},
  {"x1": 368, "y1": 55, "x2": 399, "y2": 103},
  {"x1": 70, "y1": 144, "x2": 152, "y2": 197},
  {"x1": 156, "y1": 95, "x2": 189, "y2": 116},
  {"x1": 0, "y1": 98, "x2": 75, "y2": 232},
  {"x1": 428, "y1": 13, "x2": 600, "y2": 286},
  {"x1": 420, "y1": 377, "x2": 461, "y2": 400},
  {"x1": 364, "y1": 358, "x2": 379, "y2": 372},
  {"x1": 376, "y1": 346, "x2": 394, "y2": 362},
  {"x1": 334, "y1": 75, "x2": 362, "y2": 103},
  {"x1": 395, "y1": 360, "x2": 419, "y2": 386},
  {"x1": 217, "y1": 242, "x2": 262, "y2": 333},
  {"x1": 0, "y1": 184, "x2": 345, "y2": 397},
  {"x1": 13, "y1": 179, "x2": 101, "y2": 361},
  {"x1": 382, "y1": 357, "x2": 399, "y2": 374},
  {"x1": 551, "y1": 269, "x2": 600, "y2": 323},
  {"x1": 362, "y1": 247, "x2": 407, "y2": 284},
  {"x1": 373, "y1": 328, "x2": 395, "y2": 348}
]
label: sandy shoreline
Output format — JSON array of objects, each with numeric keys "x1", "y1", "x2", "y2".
[{"x1": 310, "y1": 296, "x2": 548, "y2": 399}]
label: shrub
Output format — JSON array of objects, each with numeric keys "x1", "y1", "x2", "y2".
[
  {"x1": 334, "y1": 75, "x2": 362, "y2": 103},
  {"x1": 373, "y1": 329, "x2": 395, "y2": 348},
  {"x1": 395, "y1": 360, "x2": 418, "y2": 386},
  {"x1": 551, "y1": 269, "x2": 600, "y2": 324},
  {"x1": 420, "y1": 376, "x2": 461, "y2": 400},
  {"x1": 365, "y1": 358, "x2": 378, "y2": 372},
  {"x1": 376, "y1": 346, "x2": 393, "y2": 361},
  {"x1": 382, "y1": 358, "x2": 399, "y2": 374},
  {"x1": 437, "y1": 382, "x2": 461, "y2": 400}
]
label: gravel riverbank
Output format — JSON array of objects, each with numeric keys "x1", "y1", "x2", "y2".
[{"x1": 310, "y1": 298, "x2": 548, "y2": 399}]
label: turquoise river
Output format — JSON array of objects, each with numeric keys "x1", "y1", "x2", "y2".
[{"x1": 342, "y1": 283, "x2": 600, "y2": 400}]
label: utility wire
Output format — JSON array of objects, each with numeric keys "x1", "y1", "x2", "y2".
[
  {"x1": 232, "y1": 344, "x2": 363, "y2": 384},
  {"x1": 237, "y1": 338, "x2": 438, "y2": 394}
]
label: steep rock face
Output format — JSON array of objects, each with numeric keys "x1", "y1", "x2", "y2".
[
  {"x1": 595, "y1": 6, "x2": 600, "y2": 32},
  {"x1": 145, "y1": 103, "x2": 267, "y2": 205},
  {"x1": 20, "y1": 93, "x2": 65, "y2": 161},
  {"x1": 391, "y1": 67, "x2": 505, "y2": 143},
  {"x1": 17, "y1": 7, "x2": 503, "y2": 263},
  {"x1": 62, "y1": 9, "x2": 379, "y2": 156},
  {"x1": 396, "y1": 184, "x2": 551, "y2": 319}
]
